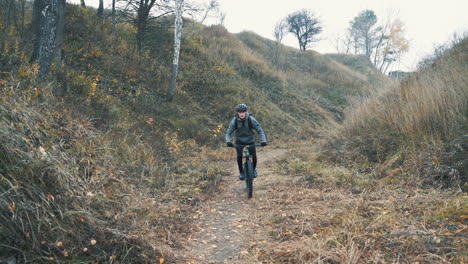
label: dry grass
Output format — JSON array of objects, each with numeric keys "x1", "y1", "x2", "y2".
[
  {"x1": 237, "y1": 143, "x2": 467, "y2": 264},
  {"x1": 324, "y1": 37, "x2": 468, "y2": 189},
  {"x1": 0, "y1": 77, "x2": 225, "y2": 262}
]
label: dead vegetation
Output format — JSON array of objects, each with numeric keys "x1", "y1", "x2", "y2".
[
  {"x1": 0, "y1": 78, "x2": 226, "y2": 263},
  {"x1": 324, "y1": 37, "x2": 468, "y2": 191},
  {"x1": 235, "y1": 144, "x2": 467, "y2": 264}
]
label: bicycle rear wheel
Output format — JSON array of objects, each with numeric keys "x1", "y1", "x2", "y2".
[{"x1": 245, "y1": 160, "x2": 254, "y2": 198}]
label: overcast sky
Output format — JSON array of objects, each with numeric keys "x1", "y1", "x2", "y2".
[{"x1": 70, "y1": 0, "x2": 468, "y2": 71}]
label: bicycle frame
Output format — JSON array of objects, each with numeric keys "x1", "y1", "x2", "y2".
[{"x1": 235, "y1": 144, "x2": 261, "y2": 198}]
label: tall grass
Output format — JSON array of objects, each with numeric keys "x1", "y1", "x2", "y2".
[
  {"x1": 0, "y1": 77, "x2": 224, "y2": 262},
  {"x1": 326, "y1": 37, "x2": 468, "y2": 189}
]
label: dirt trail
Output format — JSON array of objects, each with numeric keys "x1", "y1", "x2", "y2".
[
  {"x1": 180, "y1": 145, "x2": 467, "y2": 263},
  {"x1": 182, "y1": 147, "x2": 288, "y2": 263}
]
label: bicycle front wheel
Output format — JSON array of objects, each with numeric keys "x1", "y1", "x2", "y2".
[{"x1": 245, "y1": 160, "x2": 254, "y2": 199}]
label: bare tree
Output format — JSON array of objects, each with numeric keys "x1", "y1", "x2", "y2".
[
  {"x1": 30, "y1": 0, "x2": 65, "y2": 75},
  {"x1": 285, "y1": 9, "x2": 322, "y2": 51},
  {"x1": 217, "y1": 10, "x2": 225, "y2": 26},
  {"x1": 191, "y1": 0, "x2": 218, "y2": 24},
  {"x1": 164, "y1": 0, "x2": 184, "y2": 101},
  {"x1": 273, "y1": 19, "x2": 287, "y2": 67},
  {"x1": 333, "y1": 32, "x2": 353, "y2": 54},
  {"x1": 118, "y1": 0, "x2": 172, "y2": 52}
]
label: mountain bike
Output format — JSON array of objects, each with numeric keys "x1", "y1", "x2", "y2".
[{"x1": 235, "y1": 144, "x2": 262, "y2": 199}]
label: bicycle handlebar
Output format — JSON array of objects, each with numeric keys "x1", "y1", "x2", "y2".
[{"x1": 230, "y1": 144, "x2": 263, "y2": 148}]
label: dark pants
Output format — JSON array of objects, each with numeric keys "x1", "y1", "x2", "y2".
[{"x1": 236, "y1": 145, "x2": 257, "y2": 173}]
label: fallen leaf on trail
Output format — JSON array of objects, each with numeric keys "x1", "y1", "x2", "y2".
[
  {"x1": 82, "y1": 248, "x2": 88, "y2": 252},
  {"x1": 159, "y1": 257, "x2": 165, "y2": 264},
  {"x1": 90, "y1": 239, "x2": 97, "y2": 245},
  {"x1": 146, "y1": 118, "x2": 154, "y2": 125},
  {"x1": 240, "y1": 250, "x2": 249, "y2": 255},
  {"x1": 63, "y1": 251, "x2": 69, "y2": 257},
  {"x1": 8, "y1": 202, "x2": 15, "y2": 211},
  {"x1": 56, "y1": 241, "x2": 63, "y2": 247}
]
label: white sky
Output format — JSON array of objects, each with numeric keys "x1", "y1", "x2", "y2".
[{"x1": 70, "y1": 0, "x2": 468, "y2": 71}]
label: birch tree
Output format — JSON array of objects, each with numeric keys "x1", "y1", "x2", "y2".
[{"x1": 164, "y1": 0, "x2": 183, "y2": 101}]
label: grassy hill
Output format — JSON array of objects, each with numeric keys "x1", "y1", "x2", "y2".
[
  {"x1": 0, "y1": 4, "x2": 394, "y2": 262},
  {"x1": 323, "y1": 37, "x2": 468, "y2": 190}
]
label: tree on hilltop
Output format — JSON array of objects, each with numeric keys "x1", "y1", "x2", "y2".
[
  {"x1": 285, "y1": 9, "x2": 322, "y2": 51},
  {"x1": 341, "y1": 9, "x2": 409, "y2": 73},
  {"x1": 349, "y1": 9, "x2": 377, "y2": 57}
]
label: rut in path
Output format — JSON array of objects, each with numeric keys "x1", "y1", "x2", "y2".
[{"x1": 182, "y1": 148, "x2": 287, "y2": 264}]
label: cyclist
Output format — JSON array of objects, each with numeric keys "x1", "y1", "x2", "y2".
[{"x1": 226, "y1": 104, "x2": 267, "y2": 180}]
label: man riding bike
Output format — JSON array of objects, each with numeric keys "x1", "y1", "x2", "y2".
[{"x1": 225, "y1": 104, "x2": 267, "y2": 180}]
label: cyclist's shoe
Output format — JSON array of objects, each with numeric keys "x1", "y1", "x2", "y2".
[
  {"x1": 254, "y1": 170, "x2": 258, "y2": 178},
  {"x1": 239, "y1": 172, "x2": 245, "y2": 180}
]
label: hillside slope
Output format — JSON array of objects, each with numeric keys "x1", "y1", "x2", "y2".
[
  {"x1": 324, "y1": 37, "x2": 468, "y2": 189},
  {"x1": 0, "y1": 4, "x2": 392, "y2": 262},
  {"x1": 237, "y1": 31, "x2": 392, "y2": 106}
]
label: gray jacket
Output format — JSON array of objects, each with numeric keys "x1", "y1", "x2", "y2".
[{"x1": 225, "y1": 113, "x2": 267, "y2": 144}]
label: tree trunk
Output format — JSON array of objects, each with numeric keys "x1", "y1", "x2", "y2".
[
  {"x1": 1, "y1": 0, "x2": 13, "y2": 52},
  {"x1": 111, "y1": 0, "x2": 115, "y2": 37},
  {"x1": 97, "y1": 0, "x2": 103, "y2": 17},
  {"x1": 136, "y1": 19, "x2": 145, "y2": 51},
  {"x1": 164, "y1": 0, "x2": 184, "y2": 102},
  {"x1": 273, "y1": 42, "x2": 279, "y2": 68},
  {"x1": 52, "y1": 0, "x2": 65, "y2": 66},
  {"x1": 20, "y1": 0, "x2": 26, "y2": 40},
  {"x1": 30, "y1": 0, "x2": 63, "y2": 75}
]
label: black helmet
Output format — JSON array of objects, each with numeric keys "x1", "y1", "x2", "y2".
[{"x1": 235, "y1": 104, "x2": 248, "y2": 112}]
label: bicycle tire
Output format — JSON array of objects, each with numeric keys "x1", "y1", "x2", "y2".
[{"x1": 245, "y1": 160, "x2": 254, "y2": 198}]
